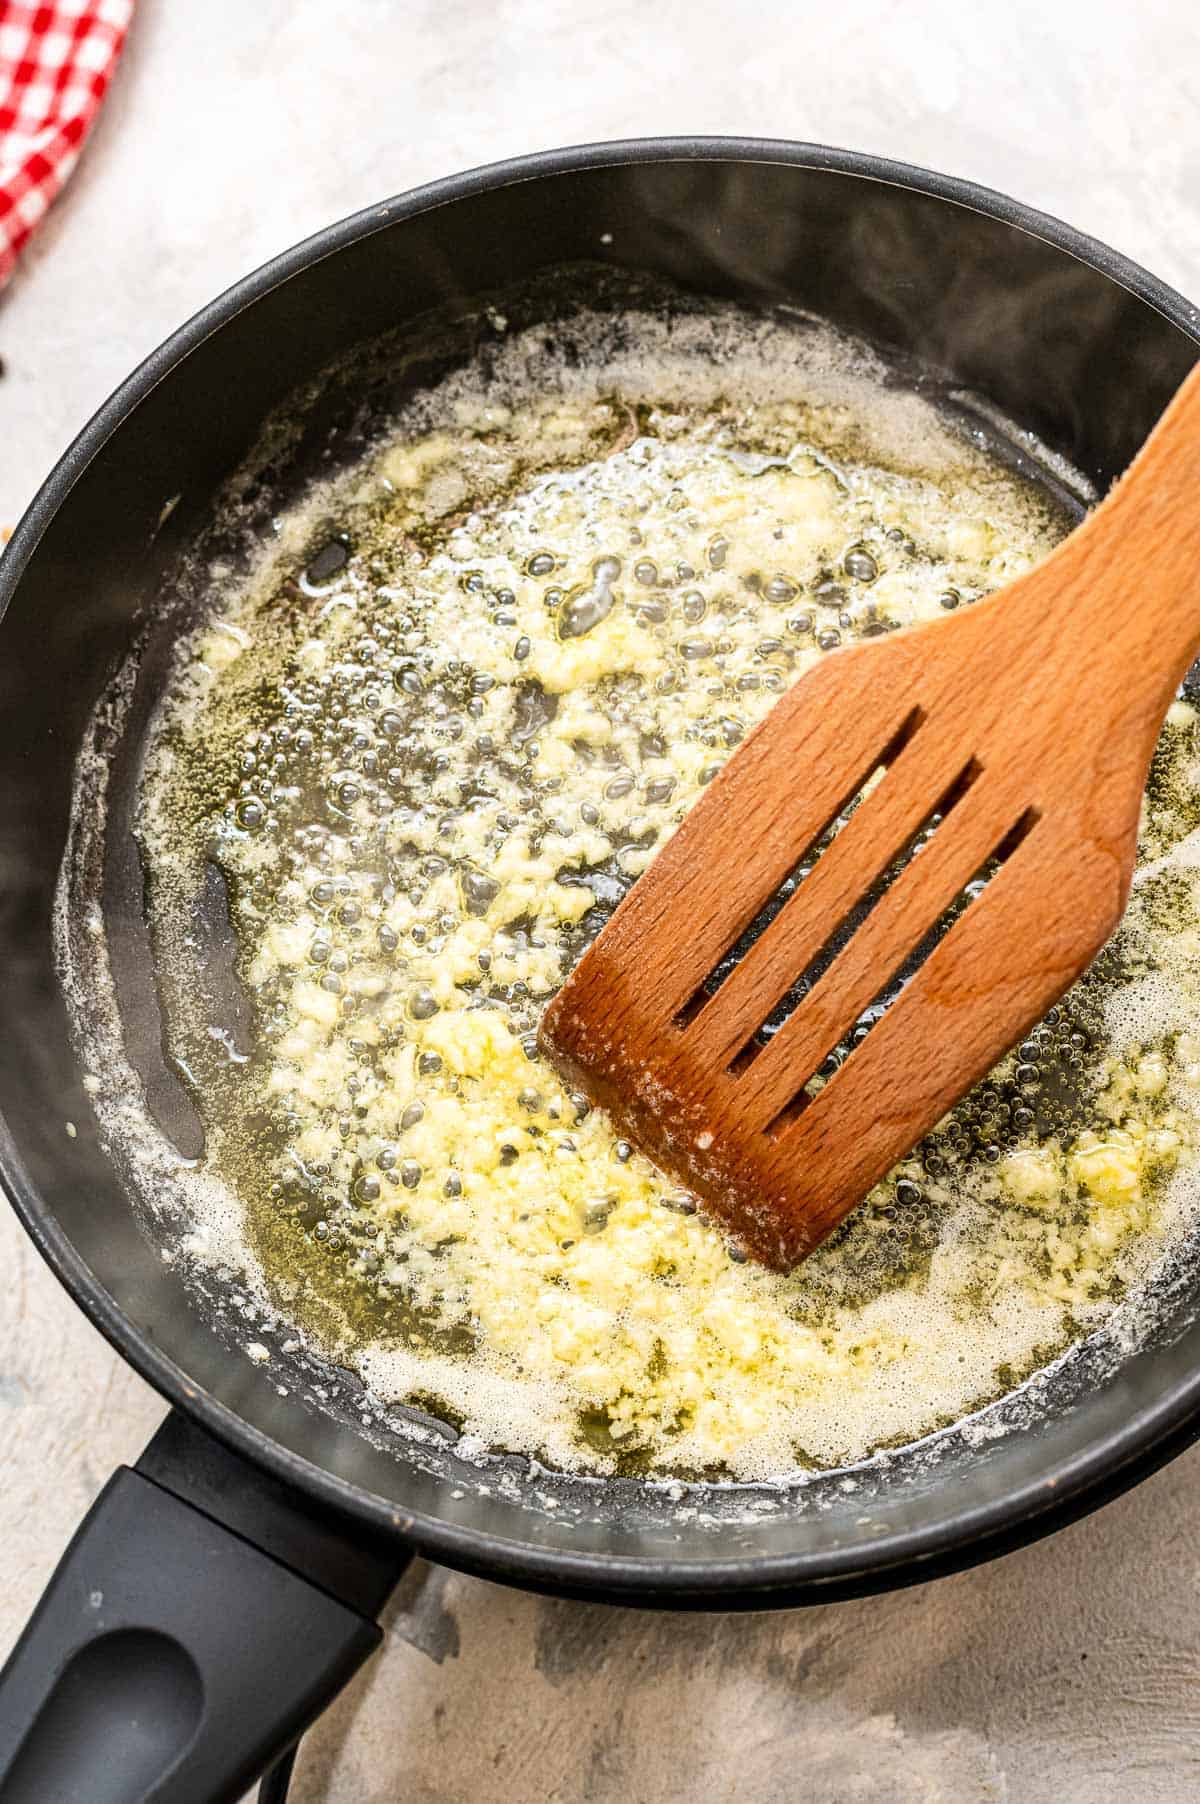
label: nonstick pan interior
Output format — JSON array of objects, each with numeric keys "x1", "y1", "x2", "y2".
[{"x1": 3, "y1": 142, "x2": 1200, "y2": 1601}]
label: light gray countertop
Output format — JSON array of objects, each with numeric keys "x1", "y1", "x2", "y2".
[{"x1": 4, "y1": 3, "x2": 1200, "y2": 1797}]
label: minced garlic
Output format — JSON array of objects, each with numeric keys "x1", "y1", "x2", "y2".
[{"x1": 126, "y1": 303, "x2": 1200, "y2": 1480}]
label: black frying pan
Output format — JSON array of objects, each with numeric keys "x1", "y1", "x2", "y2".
[{"x1": 1, "y1": 139, "x2": 1199, "y2": 1804}]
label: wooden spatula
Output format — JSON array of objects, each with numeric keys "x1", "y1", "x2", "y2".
[{"x1": 540, "y1": 363, "x2": 1200, "y2": 1270}]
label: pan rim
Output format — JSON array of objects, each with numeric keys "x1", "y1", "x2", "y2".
[{"x1": 3, "y1": 134, "x2": 1200, "y2": 1603}]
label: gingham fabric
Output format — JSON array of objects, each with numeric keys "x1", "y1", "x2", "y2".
[{"x1": 0, "y1": 0, "x2": 132, "y2": 288}]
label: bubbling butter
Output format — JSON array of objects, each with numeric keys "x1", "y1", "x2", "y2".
[{"x1": 111, "y1": 303, "x2": 1200, "y2": 1480}]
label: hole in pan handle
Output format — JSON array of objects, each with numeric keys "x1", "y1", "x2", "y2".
[{"x1": 0, "y1": 1411, "x2": 410, "y2": 1804}]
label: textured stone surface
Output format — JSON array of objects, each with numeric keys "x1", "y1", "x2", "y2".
[{"x1": 3, "y1": 1, "x2": 1200, "y2": 1797}]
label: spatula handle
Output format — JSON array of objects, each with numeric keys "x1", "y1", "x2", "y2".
[{"x1": 1047, "y1": 358, "x2": 1200, "y2": 702}]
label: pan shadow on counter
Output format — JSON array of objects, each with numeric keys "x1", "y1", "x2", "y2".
[{"x1": 281, "y1": 1456, "x2": 1200, "y2": 1804}]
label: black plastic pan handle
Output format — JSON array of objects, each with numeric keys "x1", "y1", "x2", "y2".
[{"x1": 0, "y1": 1411, "x2": 409, "y2": 1803}]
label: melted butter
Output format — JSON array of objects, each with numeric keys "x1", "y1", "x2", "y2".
[{"x1": 124, "y1": 305, "x2": 1200, "y2": 1480}]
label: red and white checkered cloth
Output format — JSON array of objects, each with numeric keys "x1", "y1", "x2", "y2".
[{"x1": 0, "y1": 0, "x2": 133, "y2": 288}]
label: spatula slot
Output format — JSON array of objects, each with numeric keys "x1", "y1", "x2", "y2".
[
  {"x1": 726, "y1": 755, "x2": 983, "y2": 1075},
  {"x1": 671, "y1": 706, "x2": 925, "y2": 1031},
  {"x1": 762, "y1": 803, "x2": 1041, "y2": 1140}
]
